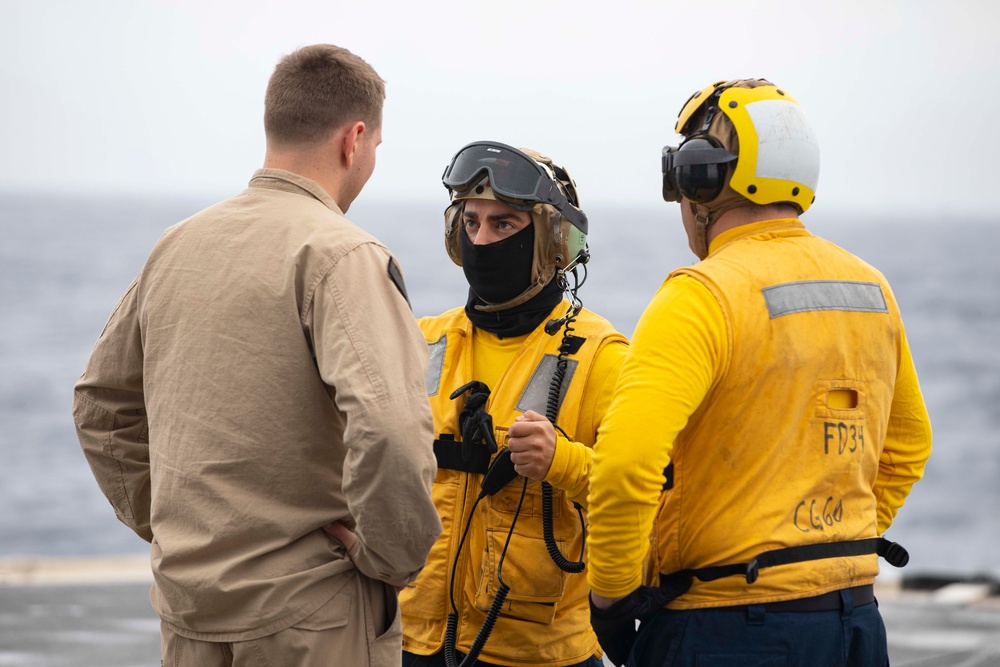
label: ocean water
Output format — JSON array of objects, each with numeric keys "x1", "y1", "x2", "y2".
[{"x1": 1, "y1": 192, "x2": 997, "y2": 581}]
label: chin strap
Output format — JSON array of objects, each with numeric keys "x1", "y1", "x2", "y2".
[
  {"x1": 472, "y1": 270, "x2": 554, "y2": 312},
  {"x1": 691, "y1": 201, "x2": 713, "y2": 260}
]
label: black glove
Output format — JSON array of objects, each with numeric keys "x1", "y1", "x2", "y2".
[{"x1": 589, "y1": 573, "x2": 693, "y2": 666}]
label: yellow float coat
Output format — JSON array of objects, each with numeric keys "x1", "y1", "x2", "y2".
[
  {"x1": 401, "y1": 302, "x2": 627, "y2": 665},
  {"x1": 588, "y1": 219, "x2": 932, "y2": 607}
]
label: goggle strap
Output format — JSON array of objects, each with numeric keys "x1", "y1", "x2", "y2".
[
  {"x1": 548, "y1": 163, "x2": 579, "y2": 207},
  {"x1": 667, "y1": 146, "x2": 736, "y2": 169},
  {"x1": 698, "y1": 86, "x2": 726, "y2": 133}
]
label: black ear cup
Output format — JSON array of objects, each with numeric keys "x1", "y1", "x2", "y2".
[
  {"x1": 676, "y1": 160, "x2": 728, "y2": 203},
  {"x1": 661, "y1": 135, "x2": 735, "y2": 204},
  {"x1": 674, "y1": 136, "x2": 730, "y2": 203}
]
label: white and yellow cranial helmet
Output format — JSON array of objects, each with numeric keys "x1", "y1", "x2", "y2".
[{"x1": 663, "y1": 78, "x2": 820, "y2": 216}]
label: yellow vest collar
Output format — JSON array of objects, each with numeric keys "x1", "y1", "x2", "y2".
[{"x1": 707, "y1": 218, "x2": 808, "y2": 256}]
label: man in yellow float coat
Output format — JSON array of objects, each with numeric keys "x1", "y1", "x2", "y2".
[
  {"x1": 586, "y1": 79, "x2": 932, "y2": 666},
  {"x1": 399, "y1": 141, "x2": 628, "y2": 667}
]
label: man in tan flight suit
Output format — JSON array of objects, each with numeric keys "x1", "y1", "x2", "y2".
[{"x1": 72, "y1": 44, "x2": 442, "y2": 667}]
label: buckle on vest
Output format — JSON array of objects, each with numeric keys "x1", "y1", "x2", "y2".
[{"x1": 884, "y1": 540, "x2": 910, "y2": 568}]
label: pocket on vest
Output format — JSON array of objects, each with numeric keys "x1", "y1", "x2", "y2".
[{"x1": 473, "y1": 527, "x2": 567, "y2": 624}]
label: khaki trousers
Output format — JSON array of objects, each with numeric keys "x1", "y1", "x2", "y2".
[{"x1": 161, "y1": 571, "x2": 401, "y2": 667}]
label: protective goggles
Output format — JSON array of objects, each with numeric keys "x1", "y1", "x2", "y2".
[
  {"x1": 442, "y1": 141, "x2": 587, "y2": 233},
  {"x1": 661, "y1": 135, "x2": 737, "y2": 203}
]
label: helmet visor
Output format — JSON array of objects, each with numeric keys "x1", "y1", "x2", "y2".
[{"x1": 443, "y1": 141, "x2": 587, "y2": 233}]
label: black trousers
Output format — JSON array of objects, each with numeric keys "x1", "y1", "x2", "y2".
[{"x1": 627, "y1": 588, "x2": 887, "y2": 667}]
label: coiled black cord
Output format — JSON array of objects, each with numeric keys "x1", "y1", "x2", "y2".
[
  {"x1": 541, "y1": 483, "x2": 586, "y2": 573},
  {"x1": 444, "y1": 478, "x2": 529, "y2": 667},
  {"x1": 541, "y1": 269, "x2": 587, "y2": 573},
  {"x1": 443, "y1": 265, "x2": 589, "y2": 663}
]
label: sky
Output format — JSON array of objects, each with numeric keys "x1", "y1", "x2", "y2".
[{"x1": 2, "y1": 0, "x2": 998, "y2": 218}]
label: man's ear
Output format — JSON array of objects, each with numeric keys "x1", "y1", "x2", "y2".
[{"x1": 340, "y1": 121, "x2": 366, "y2": 169}]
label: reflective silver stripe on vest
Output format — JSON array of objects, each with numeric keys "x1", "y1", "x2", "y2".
[
  {"x1": 426, "y1": 335, "x2": 447, "y2": 396},
  {"x1": 762, "y1": 280, "x2": 888, "y2": 319},
  {"x1": 516, "y1": 354, "x2": 578, "y2": 416}
]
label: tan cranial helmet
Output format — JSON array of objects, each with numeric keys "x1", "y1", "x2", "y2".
[
  {"x1": 662, "y1": 78, "x2": 821, "y2": 257},
  {"x1": 441, "y1": 142, "x2": 589, "y2": 312}
]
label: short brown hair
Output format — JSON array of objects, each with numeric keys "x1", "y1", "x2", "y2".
[{"x1": 264, "y1": 44, "x2": 385, "y2": 146}]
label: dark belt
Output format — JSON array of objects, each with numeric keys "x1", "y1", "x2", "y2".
[{"x1": 755, "y1": 584, "x2": 874, "y2": 613}]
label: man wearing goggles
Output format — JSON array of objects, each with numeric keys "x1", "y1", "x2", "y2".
[
  {"x1": 586, "y1": 79, "x2": 932, "y2": 666},
  {"x1": 442, "y1": 141, "x2": 589, "y2": 240},
  {"x1": 399, "y1": 141, "x2": 628, "y2": 667}
]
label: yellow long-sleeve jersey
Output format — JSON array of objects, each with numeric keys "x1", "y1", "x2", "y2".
[{"x1": 588, "y1": 219, "x2": 932, "y2": 608}]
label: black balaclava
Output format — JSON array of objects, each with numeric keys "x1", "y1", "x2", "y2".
[{"x1": 460, "y1": 222, "x2": 562, "y2": 337}]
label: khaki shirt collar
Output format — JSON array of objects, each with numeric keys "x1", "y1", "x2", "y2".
[{"x1": 248, "y1": 168, "x2": 345, "y2": 216}]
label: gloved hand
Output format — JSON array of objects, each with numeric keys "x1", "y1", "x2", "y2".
[{"x1": 589, "y1": 574, "x2": 692, "y2": 666}]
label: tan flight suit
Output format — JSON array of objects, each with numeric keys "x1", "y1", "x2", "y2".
[{"x1": 73, "y1": 169, "x2": 442, "y2": 666}]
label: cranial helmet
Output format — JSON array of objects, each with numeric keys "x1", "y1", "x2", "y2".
[
  {"x1": 662, "y1": 79, "x2": 820, "y2": 257},
  {"x1": 441, "y1": 141, "x2": 589, "y2": 311}
]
